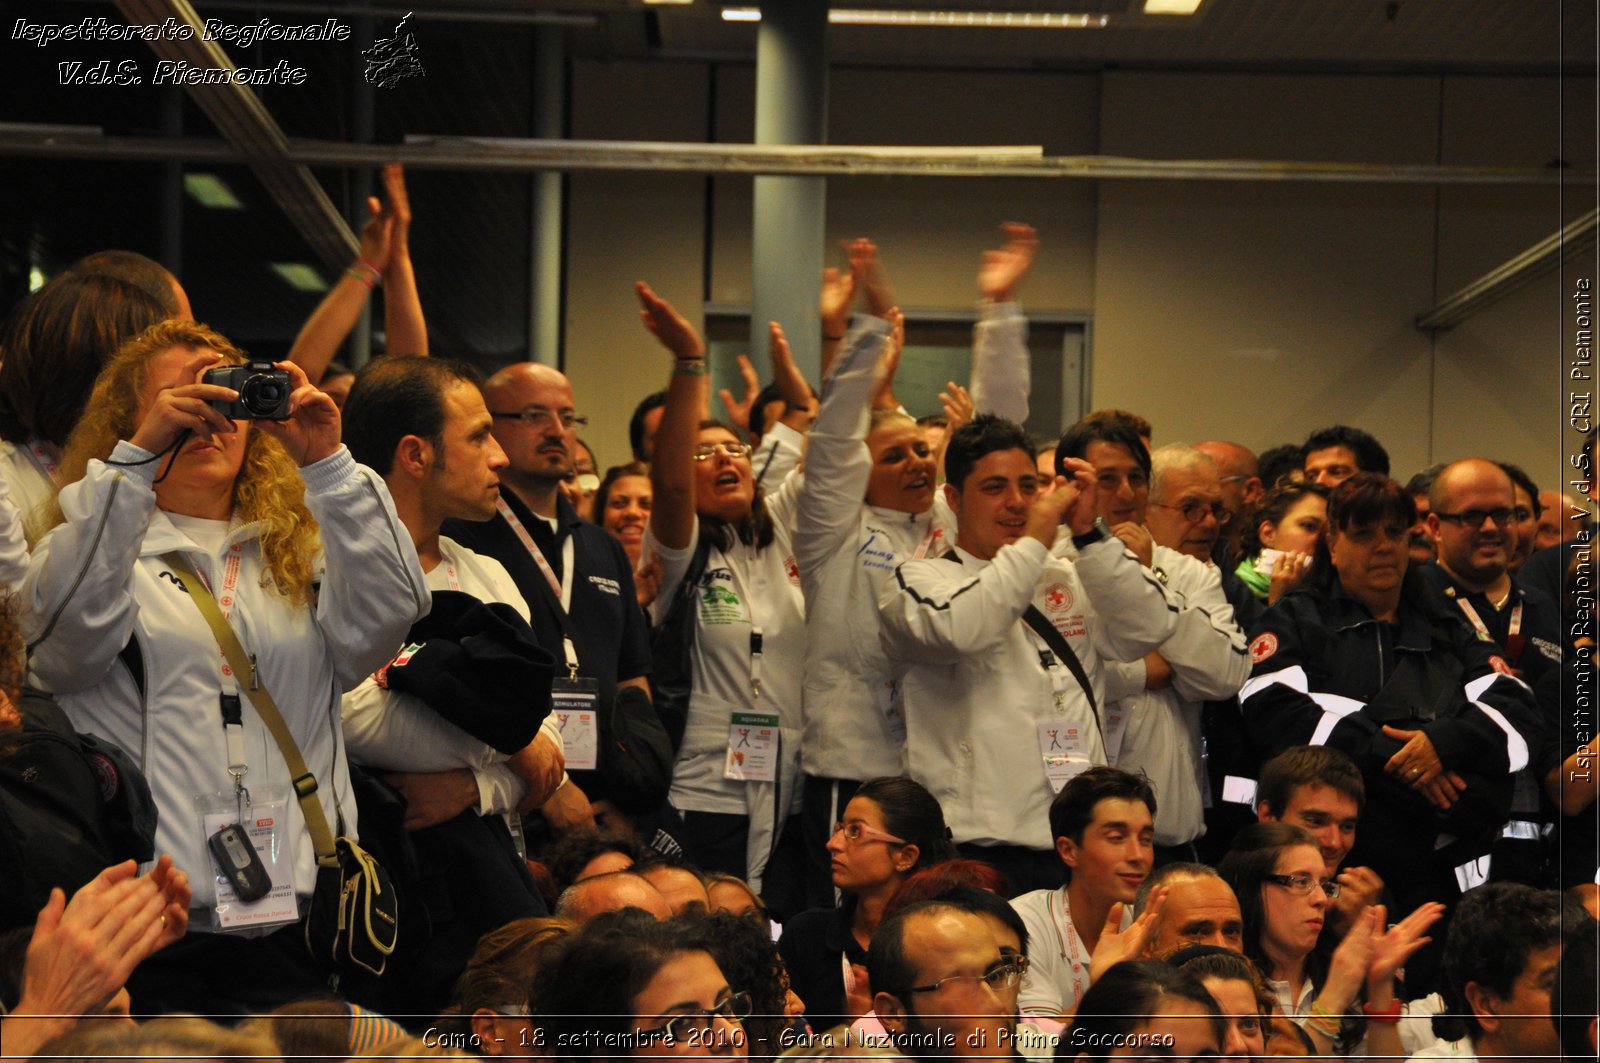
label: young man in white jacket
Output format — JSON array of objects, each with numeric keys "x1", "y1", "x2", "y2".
[
  {"x1": 794, "y1": 227, "x2": 1037, "y2": 907},
  {"x1": 877, "y1": 414, "x2": 1180, "y2": 894}
]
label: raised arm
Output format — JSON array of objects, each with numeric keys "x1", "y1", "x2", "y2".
[
  {"x1": 638, "y1": 282, "x2": 707, "y2": 552},
  {"x1": 818, "y1": 239, "x2": 862, "y2": 378},
  {"x1": 380, "y1": 163, "x2": 429, "y2": 358},
  {"x1": 970, "y1": 222, "x2": 1037, "y2": 423},
  {"x1": 288, "y1": 178, "x2": 395, "y2": 384}
]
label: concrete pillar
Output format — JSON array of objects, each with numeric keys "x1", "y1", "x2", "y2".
[
  {"x1": 751, "y1": 0, "x2": 828, "y2": 385},
  {"x1": 529, "y1": 26, "x2": 566, "y2": 366}
]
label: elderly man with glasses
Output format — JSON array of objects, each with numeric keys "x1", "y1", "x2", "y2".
[{"x1": 1097, "y1": 444, "x2": 1251, "y2": 862}]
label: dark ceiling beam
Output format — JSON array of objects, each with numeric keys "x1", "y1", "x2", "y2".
[
  {"x1": 114, "y1": 0, "x2": 358, "y2": 270},
  {"x1": 0, "y1": 127, "x2": 1582, "y2": 186}
]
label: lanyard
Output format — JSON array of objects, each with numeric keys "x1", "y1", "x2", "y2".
[
  {"x1": 716, "y1": 538, "x2": 768, "y2": 702},
  {"x1": 192, "y1": 545, "x2": 253, "y2": 804},
  {"x1": 911, "y1": 521, "x2": 944, "y2": 561},
  {"x1": 1456, "y1": 595, "x2": 1525, "y2": 662},
  {"x1": 24, "y1": 438, "x2": 58, "y2": 483},
  {"x1": 1047, "y1": 888, "x2": 1090, "y2": 1004},
  {"x1": 495, "y1": 497, "x2": 581, "y2": 676}
]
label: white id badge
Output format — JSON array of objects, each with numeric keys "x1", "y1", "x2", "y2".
[
  {"x1": 1103, "y1": 706, "x2": 1128, "y2": 766},
  {"x1": 1037, "y1": 723, "x2": 1091, "y2": 793},
  {"x1": 725, "y1": 711, "x2": 780, "y2": 782},
  {"x1": 872, "y1": 678, "x2": 908, "y2": 744},
  {"x1": 552, "y1": 676, "x2": 600, "y2": 772},
  {"x1": 194, "y1": 788, "x2": 298, "y2": 931}
]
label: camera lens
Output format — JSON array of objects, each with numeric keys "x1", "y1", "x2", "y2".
[{"x1": 240, "y1": 373, "x2": 287, "y2": 417}]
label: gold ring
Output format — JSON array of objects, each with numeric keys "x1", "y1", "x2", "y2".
[{"x1": 1412, "y1": 767, "x2": 1422, "y2": 776}]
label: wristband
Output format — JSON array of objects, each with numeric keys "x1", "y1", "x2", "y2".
[
  {"x1": 344, "y1": 267, "x2": 377, "y2": 291},
  {"x1": 1361, "y1": 1000, "x2": 1401, "y2": 1023},
  {"x1": 673, "y1": 361, "x2": 708, "y2": 376},
  {"x1": 355, "y1": 259, "x2": 385, "y2": 286}
]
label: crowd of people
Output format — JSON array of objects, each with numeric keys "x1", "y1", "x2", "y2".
[{"x1": 0, "y1": 165, "x2": 1595, "y2": 1063}]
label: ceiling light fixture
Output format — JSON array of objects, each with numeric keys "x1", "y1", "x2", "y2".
[
  {"x1": 1143, "y1": 0, "x2": 1203, "y2": 13},
  {"x1": 270, "y1": 263, "x2": 330, "y2": 293},
  {"x1": 184, "y1": 173, "x2": 244, "y2": 209},
  {"x1": 721, "y1": 7, "x2": 1109, "y2": 27}
]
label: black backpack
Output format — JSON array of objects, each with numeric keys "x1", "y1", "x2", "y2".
[{"x1": 0, "y1": 690, "x2": 157, "y2": 932}]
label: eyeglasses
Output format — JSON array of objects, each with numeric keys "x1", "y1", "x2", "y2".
[
  {"x1": 1435, "y1": 508, "x2": 1514, "y2": 531},
  {"x1": 645, "y1": 991, "x2": 752, "y2": 1043},
  {"x1": 1150, "y1": 499, "x2": 1227, "y2": 524},
  {"x1": 831, "y1": 821, "x2": 907, "y2": 846},
  {"x1": 899, "y1": 959, "x2": 1029, "y2": 996},
  {"x1": 490, "y1": 408, "x2": 588, "y2": 430},
  {"x1": 692, "y1": 442, "x2": 755, "y2": 462},
  {"x1": 1264, "y1": 873, "x2": 1342, "y2": 898}
]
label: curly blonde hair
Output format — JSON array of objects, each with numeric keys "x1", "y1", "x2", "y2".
[{"x1": 41, "y1": 319, "x2": 321, "y2": 605}]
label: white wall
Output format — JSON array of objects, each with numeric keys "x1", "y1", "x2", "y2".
[{"x1": 563, "y1": 59, "x2": 1596, "y2": 491}]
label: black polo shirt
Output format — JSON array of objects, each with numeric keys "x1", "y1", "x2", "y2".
[
  {"x1": 444, "y1": 491, "x2": 652, "y2": 798},
  {"x1": 1419, "y1": 562, "x2": 1564, "y2": 688}
]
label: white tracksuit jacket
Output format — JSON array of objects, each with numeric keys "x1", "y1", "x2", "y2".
[{"x1": 24, "y1": 442, "x2": 429, "y2": 912}]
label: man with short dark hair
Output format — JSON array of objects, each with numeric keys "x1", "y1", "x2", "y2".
[
  {"x1": 340, "y1": 355, "x2": 562, "y2": 1014},
  {"x1": 879, "y1": 416, "x2": 1178, "y2": 894},
  {"x1": 1301, "y1": 425, "x2": 1390, "y2": 487},
  {"x1": 1255, "y1": 745, "x2": 1382, "y2": 934},
  {"x1": 1009, "y1": 767, "x2": 1159, "y2": 1019},
  {"x1": 341, "y1": 355, "x2": 564, "y2": 828},
  {"x1": 871, "y1": 901, "x2": 1020, "y2": 1060},
  {"x1": 1418, "y1": 883, "x2": 1579, "y2": 1062}
]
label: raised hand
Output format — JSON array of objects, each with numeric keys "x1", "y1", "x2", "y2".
[
  {"x1": 1059, "y1": 456, "x2": 1100, "y2": 536},
  {"x1": 768, "y1": 321, "x2": 815, "y2": 419},
  {"x1": 820, "y1": 240, "x2": 864, "y2": 339},
  {"x1": 381, "y1": 163, "x2": 412, "y2": 251},
  {"x1": 357, "y1": 192, "x2": 396, "y2": 275},
  {"x1": 938, "y1": 380, "x2": 974, "y2": 433},
  {"x1": 1113, "y1": 522, "x2": 1154, "y2": 569},
  {"x1": 718, "y1": 354, "x2": 761, "y2": 433},
  {"x1": 978, "y1": 222, "x2": 1039, "y2": 303},
  {"x1": 636, "y1": 282, "x2": 704, "y2": 361},
  {"x1": 855, "y1": 238, "x2": 895, "y2": 320},
  {"x1": 1367, "y1": 901, "x2": 1444, "y2": 995},
  {"x1": 128, "y1": 348, "x2": 236, "y2": 456},
  {"x1": 872, "y1": 308, "x2": 907, "y2": 411},
  {"x1": 1089, "y1": 888, "x2": 1168, "y2": 983}
]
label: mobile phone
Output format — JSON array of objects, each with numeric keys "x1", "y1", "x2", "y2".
[{"x1": 208, "y1": 823, "x2": 272, "y2": 902}]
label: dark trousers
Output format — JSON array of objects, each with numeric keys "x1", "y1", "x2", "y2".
[
  {"x1": 957, "y1": 841, "x2": 1064, "y2": 896},
  {"x1": 126, "y1": 919, "x2": 359, "y2": 1019},
  {"x1": 677, "y1": 808, "x2": 807, "y2": 923},
  {"x1": 800, "y1": 774, "x2": 863, "y2": 911}
]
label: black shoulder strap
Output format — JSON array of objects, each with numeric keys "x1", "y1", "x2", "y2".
[
  {"x1": 1022, "y1": 606, "x2": 1101, "y2": 722},
  {"x1": 945, "y1": 548, "x2": 1103, "y2": 735}
]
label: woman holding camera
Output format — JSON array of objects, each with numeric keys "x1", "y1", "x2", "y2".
[{"x1": 22, "y1": 319, "x2": 429, "y2": 1014}]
